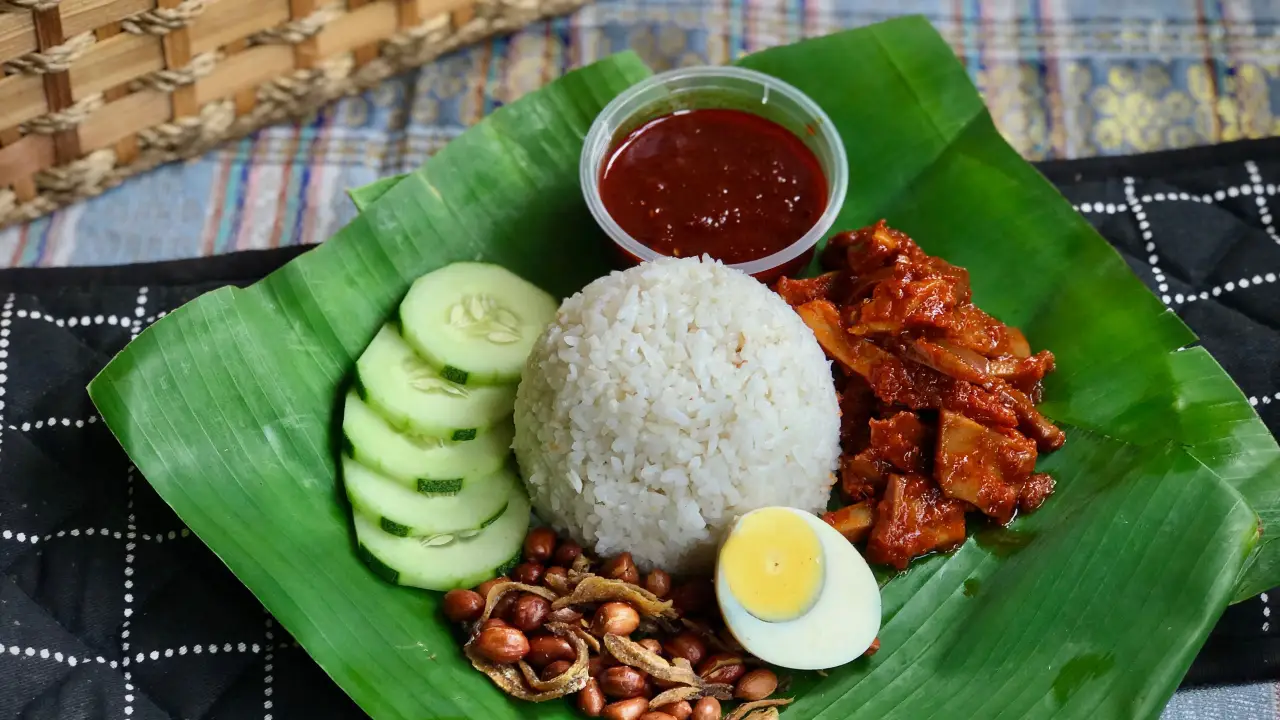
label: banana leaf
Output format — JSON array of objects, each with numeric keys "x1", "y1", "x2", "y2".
[
  {"x1": 348, "y1": 174, "x2": 406, "y2": 212},
  {"x1": 87, "y1": 15, "x2": 1278, "y2": 720}
]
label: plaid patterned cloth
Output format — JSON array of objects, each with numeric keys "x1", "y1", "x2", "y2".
[
  {"x1": 1, "y1": 1, "x2": 1278, "y2": 716},
  {"x1": 5, "y1": 0, "x2": 1280, "y2": 266}
]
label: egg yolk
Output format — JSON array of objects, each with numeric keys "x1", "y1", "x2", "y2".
[{"x1": 719, "y1": 508, "x2": 824, "y2": 622}]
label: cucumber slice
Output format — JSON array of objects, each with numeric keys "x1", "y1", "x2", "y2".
[
  {"x1": 355, "y1": 324, "x2": 516, "y2": 439},
  {"x1": 399, "y1": 263, "x2": 559, "y2": 385},
  {"x1": 341, "y1": 390, "x2": 512, "y2": 492},
  {"x1": 494, "y1": 550, "x2": 521, "y2": 577},
  {"x1": 343, "y1": 455, "x2": 515, "y2": 538},
  {"x1": 354, "y1": 484, "x2": 531, "y2": 591}
]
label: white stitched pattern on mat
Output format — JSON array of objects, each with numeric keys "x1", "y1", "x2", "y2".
[
  {"x1": 0, "y1": 644, "x2": 120, "y2": 669},
  {"x1": 265, "y1": 615, "x2": 276, "y2": 720},
  {"x1": 0, "y1": 640, "x2": 301, "y2": 671},
  {"x1": 15, "y1": 310, "x2": 130, "y2": 327},
  {"x1": 1248, "y1": 393, "x2": 1280, "y2": 407},
  {"x1": 1245, "y1": 161, "x2": 1280, "y2": 245},
  {"x1": 0, "y1": 293, "x2": 278, "y2": 715},
  {"x1": 121, "y1": 287, "x2": 147, "y2": 717},
  {"x1": 0, "y1": 527, "x2": 191, "y2": 544},
  {"x1": 1175, "y1": 272, "x2": 1279, "y2": 307},
  {"x1": 1123, "y1": 177, "x2": 1171, "y2": 305},
  {"x1": 13, "y1": 305, "x2": 167, "y2": 330},
  {"x1": 0, "y1": 295, "x2": 10, "y2": 484},
  {"x1": 1073, "y1": 202, "x2": 1125, "y2": 214},
  {"x1": 1075, "y1": 177, "x2": 1279, "y2": 414},
  {"x1": 11, "y1": 416, "x2": 99, "y2": 430},
  {"x1": 1077, "y1": 184, "x2": 1280, "y2": 211}
]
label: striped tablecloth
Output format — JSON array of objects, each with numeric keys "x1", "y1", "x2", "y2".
[{"x1": 2, "y1": 1, "x2": 1277, "y2": 716}]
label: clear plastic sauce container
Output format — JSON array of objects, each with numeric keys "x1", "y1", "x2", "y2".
[{"x1": 581, "y1": 66, "x2": 848, "y2": 281}]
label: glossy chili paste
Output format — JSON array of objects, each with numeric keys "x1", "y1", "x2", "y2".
[{"x1": 599, "y1": 109, "x2": 828, "y2": 265}]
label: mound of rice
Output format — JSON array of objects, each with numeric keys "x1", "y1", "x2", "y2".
[{"x1": 512, "y1": 256, "x2": 841, "y2": 574}]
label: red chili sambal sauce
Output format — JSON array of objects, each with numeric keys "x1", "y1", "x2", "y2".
[{"x1": 599, "y1": 108, "x2": 828, "y2": 265}]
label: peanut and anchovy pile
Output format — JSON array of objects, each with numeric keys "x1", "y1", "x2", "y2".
[{"x1": 441, "y1": 526, "x2": 818, "y2": 720}]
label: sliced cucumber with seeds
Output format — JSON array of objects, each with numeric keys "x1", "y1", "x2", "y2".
[
  {"x1": 355, "y1": 324, "x2": 516, "y2": 440},
  {"x1": 354, "y1": 484, "x2": 531, "y2": 591},
  {"x1": 343, "y1": 455, "x2": 515, "y2": 538},
  {"x1": 341, "y1": 390, "x2": 512, "y2": 492},
  {"x1": 399, "y1": 262, "x2": 559, "y2": 385}
]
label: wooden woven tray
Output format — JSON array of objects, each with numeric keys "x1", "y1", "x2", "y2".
[{"x1": 0, "y1": 0, "x2": 588, "y2": 229}]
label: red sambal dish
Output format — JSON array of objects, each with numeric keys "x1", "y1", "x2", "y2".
[
  {"x1": 776, "y1": 221, "x2": 1066, "y2": 569},
  {"x1": 599, "y1": 108, "x2": 827, "y2": 265}
]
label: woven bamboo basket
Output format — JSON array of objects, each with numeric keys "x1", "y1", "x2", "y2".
[{"x1": 0, "y1": 0, "x2": 589, "y2": 228}]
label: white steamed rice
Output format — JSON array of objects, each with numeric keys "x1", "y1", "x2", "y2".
[{"x1": 512, "y1": 256, "x2": 841, "y2": 574}]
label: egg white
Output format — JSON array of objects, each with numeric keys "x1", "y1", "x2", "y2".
[{"x1": 715, "y1": 506, "x2": 881, "y2": 670}]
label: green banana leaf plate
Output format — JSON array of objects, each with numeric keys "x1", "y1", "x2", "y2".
[{"x1": 87, "y1": 15, "x2": 1280, "y2": 720}]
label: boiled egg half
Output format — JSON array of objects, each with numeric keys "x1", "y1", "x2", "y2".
[{"x1": 715, "y1": 506, "x2": 880, "y2": 670}]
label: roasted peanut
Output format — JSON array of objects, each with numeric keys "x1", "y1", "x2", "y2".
[
  {"x1": 601, "y1": 552, "x2": 640, "y2": 585},
  {"x1": 591, "y1": 602, "x2": 641, "y2": 636},
  {"x1": 600, "y1": 666, "x2": 647, "y2": 699},
  {"x1": 493, "y1": 593, "x2": 517, "y2": 623},
  {"x1": 638, "y1": 713, "x2": 678, "y2": 720},
  {"x1": 669, "y1": 581, "x2": 713, "y2": 616},
  {"x1": 546, "y1": 606, "x2": 583, "y2": 624},
  {"x1": 602, "y1": 697, "x2": 650, "y2": 720},
  {"x1": 441, "y1": 589, "x2": 484, "y2": 623},
  {"x1": 473, "y1": 626, "x2": 529, "y2": 664},
  {"x1": 734, "y1": 668, "x2": 778, "y2": 701},
  {"x1": 588, "y1": 655, "x2": 607, "y2": 678},
  {"x1": 543, "y1": 565, "x2": 569, "y2": 586},
  {"x1": 553, "y1": 540, "x2": 584, "y2": 567},
  {"x1": 526, "y1": 634, "x2": 575, "y2": 668},
  {"x1": 637, "y1": 638, "x2": 663, "y2": 656},
  {"x1": 697, "y1": 654, "x2": 745, "y2": 685},
  {"x1": 864, "y1": 637, "x2": 881, "y2": 657},
  {"x1": 524, "y1": 527, "x2": 557, "y2": 563},
  {"x1": 511, "y1": 562, "x2": 544, "y2": 586},
  {"x1": 578, "y1": 678, "x2": 606, "y2": 717},
  {"x1": 662, "y1": 632, "x2": 707, "y2": 667},
  {"x1": 691, "y1": 697, "x2": 720, "y2": 720},
  {"x1": 475, "y1": 576, "x2": 509, "y2": 600},
  {"x1": 480, "y1": 618, "x2": 509, "y2": 631},
  {"x1": 643, "y1": 569, "x2": 672, "y2": 598},
  {"x1": 541, "y1": 660, "x2": 573, "y2": 681},
  {"x1": 509, "y1": 593, "x2": 551, "y2": 632},
  {"x1": 655, "y1": 701, "x2": 692, "y2": 720}
]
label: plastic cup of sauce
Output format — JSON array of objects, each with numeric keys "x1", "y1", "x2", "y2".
[{"x1": 581, "y1": 66, "x2": 848, "y2": 282}]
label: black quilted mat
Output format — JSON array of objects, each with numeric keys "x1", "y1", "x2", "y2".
[{"x1": 3, "y1": 138, "x2": 1280, "y2": 719}]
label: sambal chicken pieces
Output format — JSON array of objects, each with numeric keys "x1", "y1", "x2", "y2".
[
  {"x1": 1019, "y1": 473, "x2": 1056, "y2": 513},
  {"x1": 776, "y1": 271, "x2": 843, "y2": 307},
  {"x1": 866, "y1": 473, "x2": 968, "y2": 570},
  {"x1": 936, "y1": 410, "x2": 1037, "y2": 525},
  {"x1": 821, "y1": 221, "x2": 911, "y2": 275},
  {"x1": 837, "y1": 410, "x2": 928, "y2": 502},
  {"x1": 823, "y1": 502, "x2": 876, "y2": 543},
  {"x1": 838, "y1": 375, "x2": 876, "y2": 451},
  {"x1": 798, "y1": 220, "x2": 1065, "y2": 568},
  {"x1": 840, "y1": 452, "x2": 888, "y2": 501},
  {"x1": 853, "y1": 271, "x2": 964, "y2": 336},
  {"x1": 868, "y1": 412, "x2": 931, "y2": 474}
]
